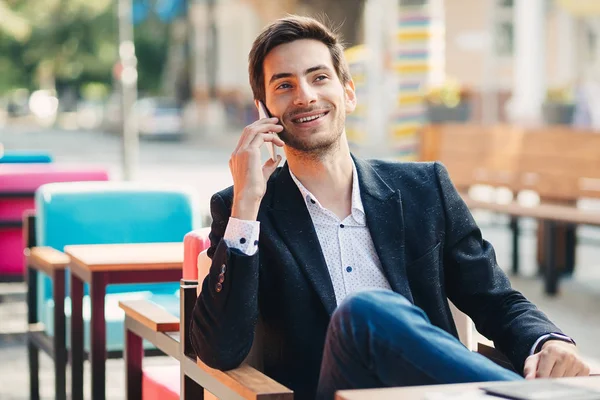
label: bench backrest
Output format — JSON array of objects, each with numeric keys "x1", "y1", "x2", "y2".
[{"x1": 421, "y1": 124, "x2": 600, "y2": 201}]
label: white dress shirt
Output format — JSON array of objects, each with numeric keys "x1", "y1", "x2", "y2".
[{"x1": 223, "y1": 160, "x2": 391, "y2": 305}]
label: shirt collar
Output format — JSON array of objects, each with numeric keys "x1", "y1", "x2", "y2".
[{"x1": 289, "y1": 159, "x2": 366, "y2": 224}]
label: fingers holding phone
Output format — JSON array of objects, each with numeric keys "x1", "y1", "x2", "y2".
[
  {"x1": 257, "y1": 101, "x2": 280, "y2": 161},
  {"x1": 229, "y1": 113, "x2": 284, "y2": 221}
]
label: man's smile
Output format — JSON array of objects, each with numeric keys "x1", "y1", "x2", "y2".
[{"x1": 290, "y1": 110, "x2": 330, "y2": 127}]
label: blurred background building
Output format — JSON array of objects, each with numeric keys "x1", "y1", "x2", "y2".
[{"x1": 1, "y1": 0, "x2": 600, "y2": 155}]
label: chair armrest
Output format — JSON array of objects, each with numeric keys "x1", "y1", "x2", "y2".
[
  {"x1": 119, "y1": 299, "x2": 179, "y2": 332},
  {"x1": 182, "y1": 354, "x2": 293, "y2": 399},
  {"x1": 27, "y1": 246, "x2": 70, "y2": 275},
  {"x1": 477, "y1": 343, "x2": 517, "y2": 373}
]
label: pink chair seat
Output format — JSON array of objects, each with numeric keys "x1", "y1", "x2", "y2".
[
  {"x1": 142, "y1": 364, "x2": 179, "y2": 400},
  {"x1": 0, "y1": 164, "x2": 108, "y2": 276}
]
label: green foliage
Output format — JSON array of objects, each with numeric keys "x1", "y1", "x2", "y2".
[
  {"x1": 0, "y1": 0, "x2": 170, "y2": 97},
  {"x1": 134, "y1": 16, "x2": 169, "y2": 95}
]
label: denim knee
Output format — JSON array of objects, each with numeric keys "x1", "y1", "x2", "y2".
[{"x1": 331, "y1": 289, "x2": 413, "y2": 332}]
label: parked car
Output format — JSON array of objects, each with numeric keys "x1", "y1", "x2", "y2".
[{"x1": 134, "y1": 97, "x2": 184, "y2": 140}]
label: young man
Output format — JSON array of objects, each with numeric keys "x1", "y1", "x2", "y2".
[{"x1": 191, "y1": 15, "x2": 589, "y2": 400}]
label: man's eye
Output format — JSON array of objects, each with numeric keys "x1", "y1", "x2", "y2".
[
  {"x1": 277, "y1": 83, "x2": 291, "y2": 90},
  {"x1": 315, "y1": 75, "x2": 328, "y2": 82}
]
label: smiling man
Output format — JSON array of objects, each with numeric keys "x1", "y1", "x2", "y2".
[{"x1": 190, "y1": 15, "x2": 589, "y2": 400}]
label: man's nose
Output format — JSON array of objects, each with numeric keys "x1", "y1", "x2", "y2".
[{"x1": 293, "y1": 82, "x2": 318, "y2": 106}]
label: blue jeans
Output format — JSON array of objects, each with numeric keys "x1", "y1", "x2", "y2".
[{"x1": 316, "y1": 289, "x2": 522, "y2": 399}]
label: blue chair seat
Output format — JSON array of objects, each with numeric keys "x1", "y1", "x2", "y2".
[{"x1": 44, "y1": 286, "x2": 181, "y2": 352}]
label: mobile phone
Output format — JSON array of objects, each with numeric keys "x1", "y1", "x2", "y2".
[{"x1": 257, "y1": 101, "x2": 277, "y2": 161}]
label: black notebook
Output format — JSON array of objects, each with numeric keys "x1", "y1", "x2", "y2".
[{"x1": 481, "y1": 380, "x2": 600, "y2": 400}]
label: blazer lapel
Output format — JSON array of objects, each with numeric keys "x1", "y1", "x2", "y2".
[
  {"x1": 354, "y1": 157, "x2": 413, "y2": 303},
  {"x1": 267, "y1": 164, "x2": 337, "y2": 315}
]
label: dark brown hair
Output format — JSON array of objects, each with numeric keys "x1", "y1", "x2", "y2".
[{"x1": 248, "y1": 15, "x2": 352, "y2": 103}]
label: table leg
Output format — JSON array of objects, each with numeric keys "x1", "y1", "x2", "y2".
[
  {"x1": 544, "y1": 221, "x2": 559, "y2": 295},
  {"x1": 125, "y1": 324, "x2": 143, "y2": 400},
  {"x1": 564, "y1": 224, "x2": 576, "y2": 276},
  {"x1": 53, "y1": 270, "x2": 67, "y2": 400},
  {"x1": 70, "y1": 273, "x2": 85, "y2": 400},
  {"x1": 90, "y1": 272, "x2": 107, "y2": 400},
  {"x1": 27, "y1": 265, "x2": 40, "y2": 400}
]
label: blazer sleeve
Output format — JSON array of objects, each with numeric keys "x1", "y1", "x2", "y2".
[
  {"x1": 190, "y1": 191, "x2": 260, "y2": 370},
  {"x1": 433, "y1": 162, "x2": 562, "y2": 374}
]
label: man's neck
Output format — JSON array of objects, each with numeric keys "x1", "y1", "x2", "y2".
[{"x1": 286, "y1": 137, "x2": 353, "y2": 219}]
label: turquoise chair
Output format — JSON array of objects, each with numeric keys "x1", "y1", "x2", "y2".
[
  {"x1": 0, "y1": 150, "x2": 52, "y2": 163},
  {"x1": 27, "y1": 181, "x2": 200, "y2": 399}
]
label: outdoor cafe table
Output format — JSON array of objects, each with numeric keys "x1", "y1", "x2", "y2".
[
  {"x1": 335, "y1": 376, "x2": 600, "y2": 400},
  {"x1": 64, "y1": 242, "x2": 183, "y2": 400}
]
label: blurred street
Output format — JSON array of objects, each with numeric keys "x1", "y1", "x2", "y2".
[{"x1": 0, "y1": 123, "x2": 238, "y2": 222}]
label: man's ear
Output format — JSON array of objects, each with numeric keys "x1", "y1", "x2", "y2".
[{"x1": 344, "y1": 79, "x2": 357, "y2": 113}]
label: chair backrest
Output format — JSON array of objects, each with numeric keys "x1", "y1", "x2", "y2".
[
  {"x1": 35, "y1": 181, "x2": 201, "y2": 322},
  {"x1": 182, "y1": 228, "x2": 212, "y2": 282},
  {"x1": 0, "y1": 164, "x2": 108, "y2": 192},
  {"x1": 421, "y1": 124, "x2": 600, "y2": 201},
  {"x1": 0, "y1": 150, "x2": 52, "y2": 164},
  {"x1": 189, "y1": 233, "x2": 474, "y2": 353},
  {"x1": 420, "y1": 124, "x2": 521, "y2": 192}
]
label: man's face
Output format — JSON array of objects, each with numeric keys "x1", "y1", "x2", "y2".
[{"x1": 261, "y1": 39, "x2": 356, "y2": 154}]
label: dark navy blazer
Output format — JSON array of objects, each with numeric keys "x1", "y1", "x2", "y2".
[{"x1": 191, "y1": 157, "x2": 561, "y2": 400}]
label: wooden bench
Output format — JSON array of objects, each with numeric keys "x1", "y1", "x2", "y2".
[{"x1": 420, "y1": 124, "x2": 600, "y2": 294}]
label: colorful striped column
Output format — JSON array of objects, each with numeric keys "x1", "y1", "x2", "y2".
[{"x1": 391, "y1": 0, "x2": 430, "y2": 161}]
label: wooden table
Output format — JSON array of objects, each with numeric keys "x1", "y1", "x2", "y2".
[
  {"x1": 26, "y1": 246, "x2": 71, "y2": 400},
  {"x1": 64, "y1": 242, "x2": 183, "y2": 400},
  {"x1": 336, "y1": 376, "x2": 600, "y2": 399}
]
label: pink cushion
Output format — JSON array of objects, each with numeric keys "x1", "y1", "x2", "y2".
[
  {"x1": 0, "y1": 165, "x2": 108, "y2": 276},
  {"x1": 0, "y1": 198, "x2": 33, "y2": 220},
  {"x1": 0, "y1": 164, "x2": 108, "y2": 191},
  {"x1": 142, "y1": 365, "x2": 179, "y2": 400},
  {"x1": 0, "y1": 228, "x2": 24, "y2": 275},
  {"x1": 183, "y1": 228, "x2": 211, "y2": 279}
]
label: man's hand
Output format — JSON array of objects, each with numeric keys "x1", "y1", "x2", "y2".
[
  {"x1": 230, "y1": 117, "x2": 284, "y2": 221},
  {"x1": 523, "y1": 340, "x2": 590, "y2": 379}
]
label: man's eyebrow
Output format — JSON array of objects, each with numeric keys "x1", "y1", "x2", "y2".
[{"x1": 268, "y1": 65, "x2": 332, "y2": 85}]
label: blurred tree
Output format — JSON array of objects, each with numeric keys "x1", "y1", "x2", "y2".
[
  {"x1": 0, "y1": 0, "x2": 169, "y2": 98},
  {"x1": 0, "y1": 0, "x2": 116, "y2": 94}
]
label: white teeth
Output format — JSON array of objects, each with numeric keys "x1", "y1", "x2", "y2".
[{"x1": 296, "y1": 113, "x2": 325, "y2": 123}]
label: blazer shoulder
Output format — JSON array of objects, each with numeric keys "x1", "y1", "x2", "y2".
[
  {"x1": 367, "y1": 159, "x2": 439, "y2": 188},
  {"x1": 212, "y1": 186, "x2": 234, "y2": 207}
]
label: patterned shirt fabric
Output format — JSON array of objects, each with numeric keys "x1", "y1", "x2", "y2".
[{"x1": 223, "y1": 160, "x2": 391, "y2": 306}]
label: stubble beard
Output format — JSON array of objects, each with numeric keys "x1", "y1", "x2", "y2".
[{"x1": 278, "y1": 108, "x2": 346, "y2": 161}]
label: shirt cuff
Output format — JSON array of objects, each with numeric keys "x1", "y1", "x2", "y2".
[
  {"x1": 530, "y1": 333, "x2": 575, "y2": 355},
  {"x1": 223, "y1": 217, "x2": 260, "y2": 256}
]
